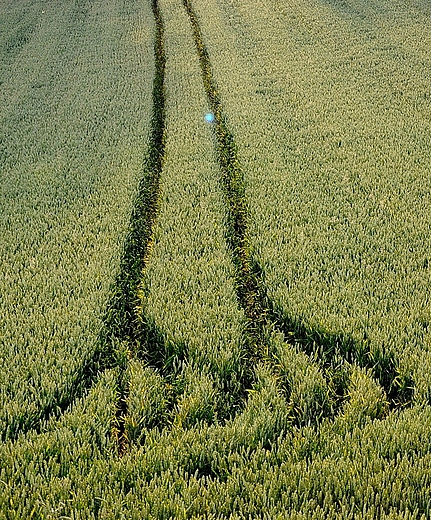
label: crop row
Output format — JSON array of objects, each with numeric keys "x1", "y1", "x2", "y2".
[{"x1": 1, "y1": 373, "x2": 430, "y2": 516}]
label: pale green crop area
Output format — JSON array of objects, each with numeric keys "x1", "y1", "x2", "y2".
[
  {"x1": 0, "y1": 0, "x2": 154, "y2": 437},
  {"x1": 1, "y1": 0, "x2": 431, "y2": 517}
]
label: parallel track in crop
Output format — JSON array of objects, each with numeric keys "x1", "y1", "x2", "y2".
[
  {"x1": 182, "y1": 0, "x2": 412, "y2": 418},
  {"x1": 108, "y1": 0, "x2": 166, "y2": 454},
  {"x1": 2, "y1": 0, "x2": 167, "y2": 448}
]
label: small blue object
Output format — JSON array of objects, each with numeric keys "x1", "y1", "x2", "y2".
[{"x1": 205, "y1": 112, "x2": 215, "y2": 123}]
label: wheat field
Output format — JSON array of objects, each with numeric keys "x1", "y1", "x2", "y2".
[{"x1": 1, "y1": 0, "x2": 431, "y2": 517}]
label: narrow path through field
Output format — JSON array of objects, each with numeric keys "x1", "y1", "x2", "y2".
[{"x1": 106, "y1": 0, "x2": 166, "y2": 454}]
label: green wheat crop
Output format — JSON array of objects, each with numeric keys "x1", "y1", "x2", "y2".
[{"x1": 1, "y1": 0, "x2": 431, "y2": 516}]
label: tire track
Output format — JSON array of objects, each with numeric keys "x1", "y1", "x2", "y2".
[
  {"x1": 182, "y1": 0, "x2": 271, "y2": 396},
  {"x1": 104, "y1": 0, "x2": 165, "y2": 359},
  {"x1": 2, "y1": 0, "x2": 167, "y2": 446},
  {"x1": 181, "y1": 0, "x2": 412, "y2": 418},
  {"x1": 108, "y1": 0, "x2": 166, "y2": 454}
]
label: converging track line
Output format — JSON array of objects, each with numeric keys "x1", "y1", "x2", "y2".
[
  {"x1": 6, "y1": 0, "x2": 410, "y2": 446},
  {"x1": 181, "y1": 0, "x2": 412, "y2": 419},
  {"x1": 109, "y1": 0, "x2": 166, "y2": 454},
  {"x1": 3, "y1": 1, "x2": 167, "y2": 447}
]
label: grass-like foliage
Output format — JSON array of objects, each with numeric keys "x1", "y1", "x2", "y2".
[
  {"x1": 0, "y1": 0, "x2": 154, "y2": 440},
  {"x1": 1, "y1": 0, "x2": 431, "y2": 516}
]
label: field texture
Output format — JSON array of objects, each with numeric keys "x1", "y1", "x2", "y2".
[{"x1": 1, "y1": 0, "x2": 431, "y2": 517}]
